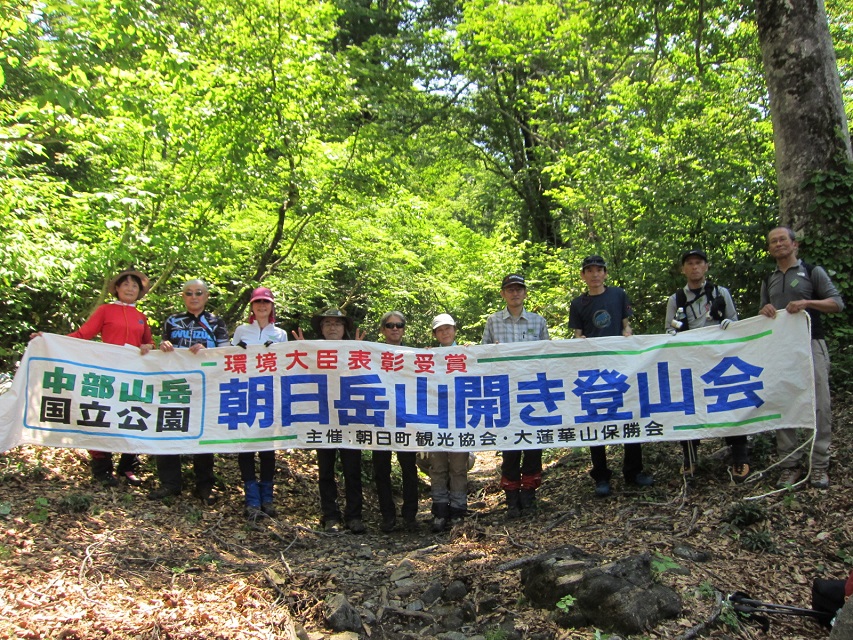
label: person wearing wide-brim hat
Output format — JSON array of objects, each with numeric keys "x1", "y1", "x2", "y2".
[
  {"x1": 108, "y1": 269, "x2": 150, "y2": 299},
  {"x1": 291, "y1": 308, "x2": 366, "y2": 342},
  {"x1": 30, "y1": 268, "x2": 155, "y2": 487},
  {"x1": 294, "y1": 307, "x2": 367, "y2": 533},
  {"x1": 310, "y1": 308, "x2": 355, "y2": 338}
]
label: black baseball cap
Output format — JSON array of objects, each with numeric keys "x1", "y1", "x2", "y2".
[
  {"x1": 681, "y1": 249, "x2": 708, "y2": 264},
  {"x1": 581, "y1": 255, "x2": 607, "y2": 270},
  {"x1": 501, "y1": 274, "x2": 526, "y2": 289}
]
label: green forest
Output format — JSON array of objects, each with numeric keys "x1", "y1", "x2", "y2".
[{"x1": 3, "y1": 0, "x2": 853, "y2": 368}]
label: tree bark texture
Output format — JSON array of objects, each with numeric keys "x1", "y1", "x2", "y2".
[{"x1": 754, "y1": 0, "x2": 852, "y2": 230}]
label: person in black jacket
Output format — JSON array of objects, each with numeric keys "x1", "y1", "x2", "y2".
[{"x1": 148, "y1": 279, "x2": 229, "y2": 505}]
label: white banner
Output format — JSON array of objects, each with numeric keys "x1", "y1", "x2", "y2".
[{"x1": 0, "y1": 312, "x2": 814, "y2": 454}]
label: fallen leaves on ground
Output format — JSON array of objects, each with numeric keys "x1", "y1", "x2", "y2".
[{"x1": 1, "y1": 395, "x2": 852, "y2": 639}]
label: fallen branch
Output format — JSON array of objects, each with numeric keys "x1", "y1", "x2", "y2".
[
  {"x1": 674, "y1": 506, "x2": 700, "y2": 539},
  {"x1": 384, "y1": 606, "x2": 436, "y2": 621},
  {"x1": 542, "y1": 511, "x2": 576, "y2": 532},
  {"x1": 496, "y1": 552, "x2": 545, "y2": 572},
  {"x1": 677, "y1": 589, "x2": 724, "y2": 640}
]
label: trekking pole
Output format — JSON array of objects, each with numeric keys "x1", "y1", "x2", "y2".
[{"x1": 728, "y1": 592, "x2": 830, "y2": 620}]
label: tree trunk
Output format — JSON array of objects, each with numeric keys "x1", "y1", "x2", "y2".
[{"x1": 754, "y1": 0, "x2": 852, "y2": 231}]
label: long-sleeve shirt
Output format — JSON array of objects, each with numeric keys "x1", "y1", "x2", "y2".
[
  {"x1": 231, "y1": 322, "x2": 289, "y2": 346},
  {"x1": 68, "y1": 302, "x2": 153, "y2": 347}
]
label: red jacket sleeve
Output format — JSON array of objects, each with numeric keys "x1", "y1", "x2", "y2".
[
  {"x1": 141, "y1": 315, "x2": 153, "y2": 345},
  {"x1": 67, "y1": 305, "x2": 108, "y2": 341}
]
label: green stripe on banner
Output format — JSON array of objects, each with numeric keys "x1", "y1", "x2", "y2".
[
  {"x1": 201, "y1": 362, "x2": 217, "y2": 367},
  {"x1": 673, "y1": 413, "x2": 782, "y2": 431},
  {"x1": 477, "y1": 329, "x2": 773, "y2": 363},
  {"x1": 201, "y1": 434, "x2": 300, "y2": 445}
]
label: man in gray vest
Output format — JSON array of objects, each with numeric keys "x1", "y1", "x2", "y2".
[{"x1": 759, "y1": 227, "x2": 843, "y2": 489}]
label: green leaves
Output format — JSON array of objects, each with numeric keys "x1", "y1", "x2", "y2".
[{"x1": 0, "y1": 0, "x2": 849, "y2": 367}]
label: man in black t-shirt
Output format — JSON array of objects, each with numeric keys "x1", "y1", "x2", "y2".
[{"x1": 569, "y1": 256, "x2": 654, "y2": 497}]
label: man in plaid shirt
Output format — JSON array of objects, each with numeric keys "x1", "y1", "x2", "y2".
[{"x1": 481, "y1": 274, "x2": 549, "y2": 518}]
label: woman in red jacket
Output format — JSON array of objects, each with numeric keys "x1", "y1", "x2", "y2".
[{"x1": 34, "y1": 269, "x2": 154, "y2": 486}]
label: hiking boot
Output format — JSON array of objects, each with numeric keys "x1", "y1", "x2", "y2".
[
  {"x1": 810, "y1": 470, "x2": 830, "y2": 489},
  {"x1": 346, "y1": 519, "x2": 366, "y2": 534},
  {"x1": 195, "y1": 485, "x2": 218, "y2": 506},
  {"x1": 777, "y1": 468, "x2": 803, "y2": 488},
  {"x1": 403, "y1": 517, "x2": 419, "y2": 533},
  {"x1": 731, "y1": 463, "x2": 751, "y2": 484},
  {"x1": 259, "y1": 481, "x2": 276, "y2": 517},
  {"x1": 380, "y1": 514, "x2": 397, "y2": 533},
  {"x1": 519, "y1": 488, "x2": 537, "y2": 513},
  {"x1": 628, "y1": 472, "x2": 655, "y2": 487},
  {"x1": 148, "y1": 486, "x2": 181, "y2": 500},
  {"x1": 95, "y1": 473, "x2": 119, "y2": 488},
  {"x1": 594, "y1": 480, "x2": 611, "y2": 497},
  {"x1": 505, "y1": 490, "x2": 521, "y2": 519},
  {"x1": 324, "y1": 519, "x2": 342, "y2": 533},
  {"x1": 431, "y1": 517, "x2": 447, "y2": 533},
  {"x1": 122, "y1": 470, "x2": 143, "y2": 486},
  {"x1": 244, "y1": 481, "x2": 261, "y2": 518}
]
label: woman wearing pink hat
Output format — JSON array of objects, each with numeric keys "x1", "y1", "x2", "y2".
[{"x1": 231, "y1": 287, "x2": 289, "y2": 519}]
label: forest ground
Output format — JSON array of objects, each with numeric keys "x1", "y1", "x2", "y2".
[{"x1": 1, "y1": 391, "x2": 851, "y2": 640}]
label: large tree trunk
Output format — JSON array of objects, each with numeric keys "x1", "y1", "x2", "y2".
[{"x1": 754, "y1": 0, "x2": 852, "y2": 231}]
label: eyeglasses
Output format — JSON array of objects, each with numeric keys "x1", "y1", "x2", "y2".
[
  {"x1": 183, "y1": 290, "x2": 206, "y2": 297},
  {"x1": 383, "y1": 322, "x2": 405, "y2": 329}
]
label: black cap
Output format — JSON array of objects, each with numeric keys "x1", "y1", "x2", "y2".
[
  {"x1": 581, "y1": 255, "x2": 607, "y2": 270},
  {"x1": 501, "y1": 274, "x2": 526, "y2": 289},
  {"x1": 681, "y1": 249, "x2": 708, "y2": 264}
]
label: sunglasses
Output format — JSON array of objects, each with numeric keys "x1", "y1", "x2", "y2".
[
  {"x1": 383, "y1": 322, "x2": 405, "y2": 329},
  {"x1": 183, "y1": 290, "x2": 206, "y2": 297}
]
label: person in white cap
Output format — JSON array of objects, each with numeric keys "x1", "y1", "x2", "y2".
[{"x1": 426, "y1": 313, "x2": 470, "y2": 532}]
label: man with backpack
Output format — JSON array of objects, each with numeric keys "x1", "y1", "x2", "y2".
[
  {"x1": 759, "y1": 227, "x2": 844, "y2": 489},
  {"x1": 665, "y1": 249, "x2": 750, "y2": 482}
]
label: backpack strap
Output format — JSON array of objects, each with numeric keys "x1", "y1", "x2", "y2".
[
  {"x1": 673, "y1": 282, "x2": 724, "y2": 329},
  {"x1": 675, "y1": 287, "x2": 687, "y2": 310},
  {"x1": 803, "y1": 263, "x2": 825, "y2": 339}
]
